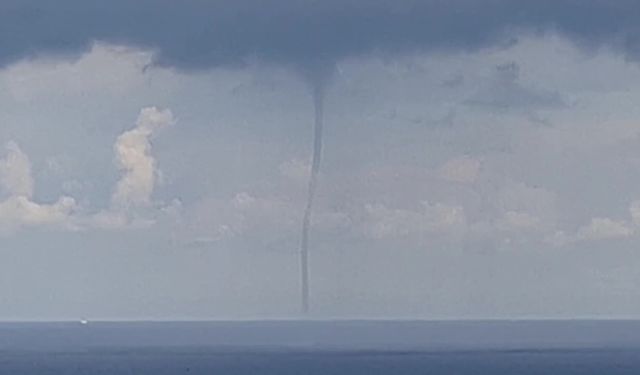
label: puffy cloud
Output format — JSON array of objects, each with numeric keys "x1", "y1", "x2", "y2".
[
  {"x1": 0, "y1": 107, "x2": 177, "y2": 235},
  {"x1": 0, "y1": 141, "x2": 34, "y2": 198},
  {"x1": 87, "y1": 209, "x2": 159, "y2": 231},
  {"x1": 80, "y1": 107, "x2": 179, "y2": 231},
  {"x1": 362, "y1": 201, "x2": 465, "y2": 240},
  {"x1": 577, "y1": 217, "x2": 634, "y2": 241},
  {"x1": 2, "y1": 43, "x2": 154, "y2": 102},
  {"x1": 438, "y1": 156, "x2": 481, "y2": 184},
  {"x1": 546, "y1": 212, "x2": 637, "y2": 247},
  {"x1": 112, "y1": 107, "x2": 174, "y2": 208},
  {"x1": 0, "y1": 195, "x2": 77, "y2": 232},
  {"x1": 546, "y1": 200, "x2": 640, "y2": 246},
  {"x1": 546, "y1": 216, "x2": 636, "y2": 247},
  {"x1": 0, "y1": 142, "x2": 77, "y2": 234}
]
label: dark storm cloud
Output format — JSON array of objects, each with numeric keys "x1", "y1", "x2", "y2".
[{"x1": 1, "y1": 0, "x2": 640, "y2": 71}]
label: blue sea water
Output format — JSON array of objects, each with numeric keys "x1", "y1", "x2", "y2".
[
  {"x1": 3, "y1": 349, "x2": 640, "y2": 374},
  {"x1": 1, "y1": 321, "x2": 640, "y2": 374}
]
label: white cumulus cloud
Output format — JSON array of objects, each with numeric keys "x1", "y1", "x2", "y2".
[
  {"x1": 112, "y1": 107, "x2": 174, "y2": 208},
  {"x1": 0, "y1": 142, "x2": 78, "y2": 234},
  {"x1": 363, "y1": 201, "x2": 466, "y2": 240},
  {"x1": 577, "y1": 217, "x2": 634, "y2": 241},
  {"x1": 0, "y1": 196, "x2": 77, "y2": 232},
  {"x1": 0, "y1": 142, "x2": 34, "y2": 198}
]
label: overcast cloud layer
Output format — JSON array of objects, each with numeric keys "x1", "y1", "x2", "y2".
[
  {"x1": 2, "y1": 2, "x2": 640, "y2": 320},
  {"x1": 2, "y1": 0, "x2": 640, "y2": 72}
]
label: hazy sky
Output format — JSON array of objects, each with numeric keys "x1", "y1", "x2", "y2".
[{"x1": 3, "y1": 1, "x2": 640, "y2": 320}]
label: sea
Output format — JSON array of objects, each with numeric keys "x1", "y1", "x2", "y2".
[{"x1": 1, "y1": 320, "x2": 640, "y2": 374}]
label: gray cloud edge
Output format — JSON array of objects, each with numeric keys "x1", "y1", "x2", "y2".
[{"x1": 1, "y1": 0, "x2": 640, "y2": 72}]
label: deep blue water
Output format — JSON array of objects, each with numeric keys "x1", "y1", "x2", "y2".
[
  {"x1": 1, "y1": 321, "x2": 640, "y2": 374},
  {"x1": 3, "y1": 349, "x2": 640, "y2": 374}
]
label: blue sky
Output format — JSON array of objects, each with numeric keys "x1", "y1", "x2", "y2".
[{"x1": 2, "y1": 1, "x2": 640, "y2": 320}]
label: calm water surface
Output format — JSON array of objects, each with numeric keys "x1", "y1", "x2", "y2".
[{"x1": 1, "y1": 321, "x2": 639, "y2": 374}]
